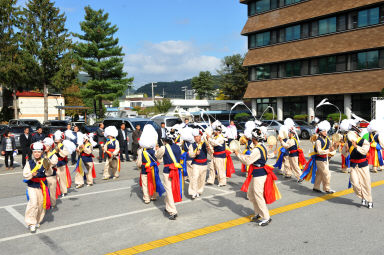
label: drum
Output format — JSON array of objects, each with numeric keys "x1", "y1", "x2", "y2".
[
  {"x1": 267, "y1": 136, "x2": 277, "y2": 146},
  {"x1": 229, "y1": 140, "x2": 240, "y2": 152},
  {"x1": 347, "y1": 131, "x2": 359, "y2": 143}
]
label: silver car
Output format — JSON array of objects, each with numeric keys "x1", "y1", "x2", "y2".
[{"x1": 261, "y1": 120, "x2": 302, "y2": 138}]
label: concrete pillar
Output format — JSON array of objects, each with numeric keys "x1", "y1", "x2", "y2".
[
  {"x1": 307, "y1": 96, "x2": 315, "y2": 123},
  {"x1": 344, "y1": 94, "x2": 352, "y2": 119},
  {"x1": 277, "y1": 97, "x2": 283, "y2": 121},
  {"x1": 251, "y1": 98, "x2": 257, "y2": 117}
]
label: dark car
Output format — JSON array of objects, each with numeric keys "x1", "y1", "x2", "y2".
[
  {"x1": 43, "y1": 120, "x2": 69, "y2": 127},
  {"x1": 8, "y1": 119, "x2": 41, "y2": 132},
  {"x1": 5, "y1": 125, "x2": 32, "y2": 149},
  {"x1": 103, "y1": 118, "x2": 161, "y2": 151}
]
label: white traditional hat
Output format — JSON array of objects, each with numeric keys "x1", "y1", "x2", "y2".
[
  {"x1": 64, "y1": 130, "x2": 76, "y2": 140},
  {"x1": 367, "y1": 119, "x2": 378, "y2": 133},
  {"x1": 30, "y1": 142, "x2": 45, "y2": 151},
  {"x1": 62, "y1": 140, "x2": 77, "y2": 154},
  {"x1": 212, "y1": 120, "x2": 222, "y2": 131},
  {"x1": 54, "y1": 130, "x2": 64, "y2": 142},
  {"x1": 192, "y1": 129, "x2": 202, "y2": 137},
  {"x1": 43, "y1": 137, "x2": 54, "y2": 147},
  {"x1": 284, "y1": 118, "x2": 295, "y2": 133},
  {"x1": 279, "y1": 125, "x2": 289, "y2": 139},
  {"x1": 180, "y1": 126, "x2": 195, "y2": 143},
  {"x1": 139, "y1": 124, "x2": 158, "y2": 149},
  {"x1": 317, "y1": 120, "x2": 331, "y2": 132},
  {"x1": 104, "y1": 126, "x2": 118, "y2": 138}
]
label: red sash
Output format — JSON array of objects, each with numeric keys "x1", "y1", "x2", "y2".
[
  {"x1": 165, "y1": 163, "x2": 182, "y2": 203},
  {"x1": 81, "y1": 153, "x2": 94, "y2": 158},
  {"x1": 65, "y1": 165, "x2": 72, "y2": 188},
  {"x1": 225, "y1": 150, "x2": 235, "y2": 178},
  {"x1": 350, "y1": 158, "x2": 367, "y2": 164},
  {"x1": 317, "y1": 154, "x2": 327, "y2": 158},
  {"x1": 141, "y1": 163, "x2": 155, "y2": 196},
  {"x1": 193, "y1": 158, "x2": 207, "y2": 164},
  {"x1": 31, "y1": 178, "x2": 51, "y2": 209},
  {"x1": 56, "y1": 177, "x2": 61, "y2": 199},
  {"x1": 289, "y1": 148, "x2": 307, "y2": 166}
]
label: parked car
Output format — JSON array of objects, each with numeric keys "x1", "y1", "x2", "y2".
[
  {"x1": 103, "y1": 118, "x2": 161, "y2": 152},
  {"x1": 151, "y1": 116, "x2": 182, "y2": 130},
  {"x1": 294, "y1": 120, "x2": 316, "y2": 139},
  {"x1": 42, "y1": 126, "x2": 66, "y2": 138},
  {"x1": 261, "y1": 120, "x2": 302, "y2": 138},
  {"x1": 43, "y1": 120, "x2": 69, "y2": 127},
  {"x1": 8, "y1": 119, "x2": 41, "y2": 132}
]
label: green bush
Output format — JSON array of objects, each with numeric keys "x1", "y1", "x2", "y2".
[
  {"x1": 234, "y1": 112, "x2": 250, "y2": 121},
  {"x1": 263, "y1": 113, "x2": 277, "y2": 120},
  {"x1": 293, "y1": 114, "x2": 308, "y2": 120},
  {"x1": 327, "y1": 112, "x2": 347, "y2": 121}
]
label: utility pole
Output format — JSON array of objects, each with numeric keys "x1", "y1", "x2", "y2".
[
  {"x1": 162, "y1": 88, "x2": 165, "y2": 98},
  {"x1": 151, "y1": 82, "x2": 157, "y2": 103},
  {"x1": 181, "y1": 86, "x2": 187, "y2": 100}
]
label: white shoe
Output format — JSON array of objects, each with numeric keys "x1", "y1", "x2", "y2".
[
  {"x1": 35, "y1": 224, "x2": 40, "y2": 229},
  {"x1": 367, "y1": 202, "x2": 373, "y2": 209},
  {"x1": 29, "y1": 225, "x2": 36, "y2": 233},
  {"x1": 361, "y1": 199, "x2": 367, "y2": 206}
]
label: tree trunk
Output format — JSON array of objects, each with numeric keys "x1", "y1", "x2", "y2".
[
  {"x1": 93, "y1": 99, "x2": 97, "y2": 117},
  {"x1": 44, "y1": 83, "x2": 48, "y2": 121},
  {"x1": 98, "y1": 97, "x2": 103, "y2": 119},
  {"x1": 12, "y1": 88, "x2": 18, "y2": 119}
]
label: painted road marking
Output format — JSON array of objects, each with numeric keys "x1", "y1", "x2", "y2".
[
  {"x1": 106, "y1": 179, "x2": 384, "y2": 255},
  {"x1": 0, "y1": 171, "x2": 23, "y2": 176},
  {"x1": 0, "y1": 188, "x2": 233, "y2": 243},
  {"x1": 4, "y1": 206, "x2": 26, "y2": 228}
]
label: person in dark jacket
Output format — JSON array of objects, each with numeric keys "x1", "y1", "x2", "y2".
[
  {"x1": 31, "y1": 127, "x2": 45, "y2": 143},
  {"x1": 117, "y1": 123, "x2": 130, "y2": 162},
  {"x1": 20, "y1": 127, "x2": 32, "y2": 168},
  {"x1": 1, "y1": 130, "x2": 16, "y2": 169},
  {"x1": 132, "y1": 124, "x2": 142, "y2": 160},
  {"x1": 97, "y1": 123, "x2": 106, "y2": 163}
]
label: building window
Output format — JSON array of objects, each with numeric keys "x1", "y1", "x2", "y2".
[
  {"x1": 270, "y1": 64, "x2": 279, "y2": 78},
  {"x1": 256, "y1": 0, "x2": 270, "y2": 14},
  {"x1": 248, "y1": 1, "x2": 257, "y2": 16},
  {"x1": 249, "y1": 67, "x2": 257, "y2": 81},
  {"x1": 358, "y1": 7, "x2": 380, "y2": 27},
  {"x1": 285, "y1": 61, "x2": 301, "y2": 77},
  {"x1": 285, "y1": 24, "x2": 301, "y2": 41},
  {"x1": 285, "y1": 0, "x2": 301, "y2": 4},
  {"x1": 357, "y1": 50, "x2": 379, "y2": 69},
  {"x1": 319, "y1": 17, "x2": 336, "y2": 35},
  {"x1": 336, "y1": 55, "x2": 347, "y2": 72},
  {"x1": 310, "y1": 21, "x2": 319, "y2": 36},
  {"x1": 310, "y1": 59, "x2": 319, "y2": 74},
  {"x1": 257, "y1": 98, "x2": 277, "y2": 116},
  {"x1": 301, "y1": 23, "x2": 309, "y2": 39},
  {"x1": 318, "y1": 56, "x2": 336, "y2": 74},
  {"x1": 337, "y1": 14, "x2": 347, "y2": 32},
  {"x1": 301, "y1": 60, "x2": 309, "y2": 75},
  {"x1": 249, "y1": 32, "x2": 270, "y2": 48},
  {"x1": 256, "y1": 65, "x2": 271, "y2": 80}
]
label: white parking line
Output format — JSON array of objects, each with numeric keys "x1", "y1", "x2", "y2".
[
  {"x1": 4, "y1": 206, "x2": 26, "y2": 228},
  {"x1": 0, "y1": 186, "x2": 133, "y2": 209},
  {"x1": 0, "y1": 171, "x2": 22, "y2": 176},
  {"x1": 0, "y1": 189, "x2": 234, "y2": 243}
]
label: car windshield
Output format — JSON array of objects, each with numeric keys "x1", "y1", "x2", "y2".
[
  {"x1": 165, "y1": 118, "x2": 182, "y2": 127},
  {"x1": 131, "y1": 120, "x2": 159, "y2": 130},
  {"x1": 11, "y1": 127, "x2": 27, "y2": 133},
  {"x1": 23, "y1": 120, "x2": 40, "y2": 126},
  {"x1": 295, "y1": 120, "x2": 308, "y2": 125},
  {"x1": 50, "y1": 121, "x2": 68, "y2": 126}
]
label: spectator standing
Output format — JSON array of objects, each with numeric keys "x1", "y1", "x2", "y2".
[
  {"x1": 31, "y1": 127, "x2": 45, "y2": 143},
  {"x1": 1, "y1": 131, "x2": 16, "y2": 170},
  {"x1": 71, "y1": 126, "x2": 79, "y2": 164},
  {"x1": 20, "y1": 127, "x2": 32, "y2": 168},
  {"x1": 117, "y1": 123, "x2": 130, "y2": 162},
  {"x1": 227, "y1": 120, "x2": 238, "y2": 144},
  {"x1": 97, "y1": 123, "x2": 106, "y2": 163},
  {"x1": 132, "y1": 124, "x2": 142, "y2": 160}
]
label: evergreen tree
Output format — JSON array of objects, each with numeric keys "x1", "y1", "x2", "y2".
[
  {"x1": 217, "y1": 54, "x2": 248, "y2": 100},
  {"x1": 191, "y1": 71, "x2": 215, "y2": 99},
  {"x1": 74, "y1": 6, "x2": 133, "y2": 119},
  {"x1": 0, "y1": 0, "x2": 27, "y2": 119},
  {"x1": 19, "y1": 0, "x2": 75, "y2": 121}
]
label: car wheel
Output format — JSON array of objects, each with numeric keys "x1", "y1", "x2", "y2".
[{"x1": 301, "y1": 130, "x2": 309, "y2": 139}]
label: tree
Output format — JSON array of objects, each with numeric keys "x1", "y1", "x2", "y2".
[
  {"x1": 217, "y1": 54, "x2": 248, "y2": 100},
  {"x1": 191, "y1": 71, "x2": 215, "y2": 99},
  {"x1": 154, "y1": 98, "x2": 172, "y2": 114},
  {"x1": 0, "y1": 0, "x2": 28, "y2": 119},
  {"x1": 74, "y1": 6, "x2": 133, "y2": 119},
  {"x1": 19, "y1": 0, "x2": 76, "y2": 121}
]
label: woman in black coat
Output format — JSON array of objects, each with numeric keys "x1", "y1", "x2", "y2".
[{"x1": 1, "y1": 130, "x2": 16, "y2": 169}]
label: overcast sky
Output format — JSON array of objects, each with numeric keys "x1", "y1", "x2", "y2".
[{"x1": 18, "y1": 0, "x2": 247, "y2": 88}]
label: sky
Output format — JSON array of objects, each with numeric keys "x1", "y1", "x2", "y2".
[{"x1": 18, "y1": 0, "x2": 248, "y2": 89}]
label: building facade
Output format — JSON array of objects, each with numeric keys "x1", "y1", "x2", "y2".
[{"x1": 240, "y1": 0, "x2": 384, "y2": 121}]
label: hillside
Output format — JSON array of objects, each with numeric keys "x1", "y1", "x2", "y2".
[{"x1": 135, "y1": 76, "x2": 221, "y2": 99}]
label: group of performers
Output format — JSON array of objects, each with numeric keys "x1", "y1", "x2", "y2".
[
  {"x1": 22, "y1": 126, "x2": 121, "y2": 233},
  {"x1": 22, "y1": 112, "x2": 383, "y2": 232}
]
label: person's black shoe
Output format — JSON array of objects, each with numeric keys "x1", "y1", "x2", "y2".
[
  {"x1": 313, "y1": 188, "x2": 322, "y2": 193},
  {"x1": 169, "y1": 214, "x2": 177, "y2": 220},
  {"x1": 99, "y1": 161, "x2": 102, "y2": 163},
  {"x1": 298, "y1": 178, "x2": 304, "y2": 184},
  {"x1": 121, "y1": 160, "x2": 125, "y2": 162},
  {"x1": 250, "y1": 214, "x2": 261, "y2": 222},
  {"x1": 325, "y1": 190, "x2": 335, "y2": 194}
]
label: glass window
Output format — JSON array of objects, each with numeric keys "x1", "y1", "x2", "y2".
[
  {"x1": 285, "y1": 25, "x2": 301, "y2": 41},
  {"x1": 248, "y1": 1, "x2": 257, "y2": 16},
  {"x1": 249, "y1": 34, "x2": 256, "y2": 48},
  {"x1": 256, "y1": 0, "x2": 270, "y2": 13},
  {"x1": 336, "y1": 55, "x2": 347, "y2": 72},
  {"x1": 310, "y1": 59, "x2": 319, "y2": 74},
  {"x1": 319, "y1": 17, "x2": 336, "y2": 35},
  {"x1": 380, "y1": 50, "x2": 384, "y2": 68},
  {"x1": 256, "y1": 31, "x2": 270, "y2": 47},
  {"x1": 285, "y1": 62, "x2": 301, "y2": 77},
  {"x1": 358, "y1": 7, "x2": 380, "y2": 27},
  {"x1": 348, "y1": 11, "x2": 358, "y2": 29},
  {"x1": 301, "y1": 23, "x2": 309, "y2": 39},
  {"x1": 318, "y1": 57, "x2": 328, "y2": 74},
  {"x1": 310, "y1": 21, "x2": 319, "y2": 36},
  {"x1": 271, "y1": 0, "x2": 279, "y2": 9},
  {"x1": 271, "y1": 30, "x2": 278, "y2": 44},
  {"x1": 337, "y1": 15, "x2": 347, "y2": 32},
  {"x1": 357, "y1": 50, "x2": 379, "y2": 69},
  {"x1": 270, "y1": 64, "x2": 278, "y2": 78},
  {"x1": 278, "y1": 63, "x2": 285, "y2": 77},
  {"x1": 278, "y1": 29, "x2": 285, "y2": 43},
  {"x1": 285, "y1": 0, "x2": 301, "y2": 4},
  {"x1": 319, "y1": 56, "x2": 336, "y2": 73},
  {"x1": 256, "y1": 65, "x2": 271, "y2": 80},
  {"x1": 301, "y1": 60, "x2": 309, "y2": 75}
]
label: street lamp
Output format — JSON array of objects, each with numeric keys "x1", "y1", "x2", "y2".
[{"x1": 151, "y1": 82, "x2": 157, "y2": 103}]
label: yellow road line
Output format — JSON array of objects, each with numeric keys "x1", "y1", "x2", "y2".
[{"x1": 107, "y1": 179, "x2": 384, "y2": 255}]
